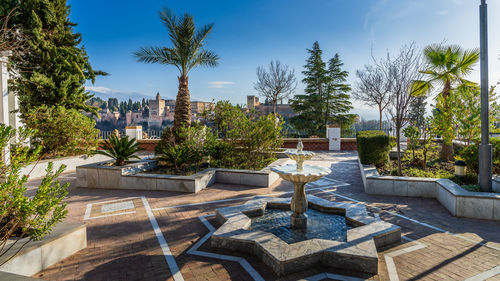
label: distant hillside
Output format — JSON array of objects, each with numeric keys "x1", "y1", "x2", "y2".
[{"x1": 85, "y1": 86, "x2": 174, "y2": 101}]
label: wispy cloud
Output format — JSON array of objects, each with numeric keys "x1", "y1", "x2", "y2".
[
  {"x1": 438, "y1": 10, "x2": 449, "y2": 15},
  {"x1": 207, "y1": 81, "x2": 234, "y2": 89},
  {"x1": 85, "y1": 86, "x2": 119, "y2": 93}
]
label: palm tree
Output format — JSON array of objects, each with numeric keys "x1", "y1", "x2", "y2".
[
  {"x1": 413, "y1": 44, "x2": 479, "y2": 161},
  {"x1": 134, "y1": 8, "x2": 219, "y2": 131}
]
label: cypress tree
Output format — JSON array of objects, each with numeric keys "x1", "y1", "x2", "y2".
[
  {"x1": 1, "y1": 0, "x2": 104, "y2": 115},
  {"x1": 290, "y1": 41, "x2": 328, "y2": 136},
  {"x1": 290, "y1": 42, "x2": 354, "y2": 137},
  {"x1": 325, "y1": 54, "x2": 354, "y2": 127}
]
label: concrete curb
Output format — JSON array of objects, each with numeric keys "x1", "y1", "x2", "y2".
[{"x1": 358, "y1": 158, "x2": 500, "y2": 221}]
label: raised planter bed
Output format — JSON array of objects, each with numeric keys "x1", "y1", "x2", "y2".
[
  {"x1": 77, "y1": 158, "x2": 289, "y2": 193},
  {"x1": 358, "y1": 159, "x2": 500, "y2": 221},
  {"x1": 0, "y1": 222, "x2": 86, "y2": 277},
  {"x1": 20, "y1": 154, "x2": 112, "y2": 179}
]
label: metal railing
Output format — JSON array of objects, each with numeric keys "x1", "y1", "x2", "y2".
[{"x1": 98, "y1": 129, "x2": 163, "y2": 140}]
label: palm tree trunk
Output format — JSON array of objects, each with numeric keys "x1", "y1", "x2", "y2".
[{"x1": 173, "y1": 75, "x2": 192, "y2": 131}]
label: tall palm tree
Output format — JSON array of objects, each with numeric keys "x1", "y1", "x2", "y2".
[
  {"x1": 413, "y1": 44, "x2": 479, "y2": 161},
  {"x1": 134, "y1": 8, "x2": 219, "y2": 130}
]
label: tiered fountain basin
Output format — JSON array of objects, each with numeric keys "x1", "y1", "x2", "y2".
[{"x1": 211, "y1": 195, "x2": 401, "y2": 276}]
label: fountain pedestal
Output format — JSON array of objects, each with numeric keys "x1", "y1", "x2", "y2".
[
  {"x1": 290, "y1": 182, "x2": 307, "y2": 228},
  {"x1": 271, "y1": 139, "x2": 330, "y2": 229}
]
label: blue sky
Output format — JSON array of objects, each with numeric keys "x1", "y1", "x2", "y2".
[{"x1": 69, "y1": 0, "x2": 500, "y2": 120}]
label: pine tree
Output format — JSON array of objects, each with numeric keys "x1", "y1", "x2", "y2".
[
  {"x1": 290, "y1": 42, "x2": 354, "y2": 136},
  {"x1": 290, "y1": 41, "x2": 328, "y2": 136},
  {"x1": 1, "y1": 0, "x2": 105, "y2": 115},
  {"x1": 408, "y1": 96, "x2": 427, "y2": 128},
  {"x1": 325, "y1": 54, "x2": 354, "y2": 127}
]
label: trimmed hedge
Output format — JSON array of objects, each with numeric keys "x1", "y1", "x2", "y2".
[{"x1": 357, "y1": 130, "x2": 390, "y2": 166}]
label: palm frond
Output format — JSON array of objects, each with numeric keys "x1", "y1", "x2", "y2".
[
  {"x1": 134, "y1": 7, "x2": 219, "y2": 77},
  {"x1": 188, "y1": 50, "x2": 219, "y2": 71},
  {"x1": 458, "y1": 48, "x2": 479, "y2": 76}
]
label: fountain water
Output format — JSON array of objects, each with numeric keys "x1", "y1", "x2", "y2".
[{"x1": 271, "y1": 138, "x2": 331, "y2": 228}]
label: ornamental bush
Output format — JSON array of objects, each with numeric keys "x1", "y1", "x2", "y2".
[
  {"x1": 0, "y1": 124, "x2": 68, "y2": 264},
  {"x1": 156, "y1": 124, "x2": 216, "y2": 173},
  {"x1": 460, "y1": 138, "x2": 500, "y2": 175},
  {"x1": 357, "y1": 130, "x2": 390, "y2": 166},
  {"x1": 22, "y1": 105, "x2": 99, "y2": 158}
]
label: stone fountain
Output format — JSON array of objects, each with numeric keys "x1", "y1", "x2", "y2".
[
  {"x1": 271, "y1": 139, "x2": 331, "y2": 228},
  {"x1": 210, "y1": 139, "x2": 402, "y2": 277}
]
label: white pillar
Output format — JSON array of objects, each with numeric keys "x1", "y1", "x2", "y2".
[
  {"x1": 326, "y1": 126, "x2": 341, "y2": 151},
  {"x1": 0, "y1": 51, "x2": 12, "y2": 164},
  {"x1": 125, "y1": 126, "x2": 143, "y2": 140}
]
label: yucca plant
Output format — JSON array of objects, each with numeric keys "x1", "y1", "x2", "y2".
[{"x1": 96, "y1": 135, "x2": 140, "y2": 166}]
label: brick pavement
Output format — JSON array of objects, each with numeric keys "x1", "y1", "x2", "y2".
[{"x1": 29, "y1": 151, "x2": 500, "y2": 281}]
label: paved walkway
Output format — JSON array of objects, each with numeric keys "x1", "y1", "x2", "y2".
[{"x1": 28, "y1": 152, "x2": 500, "y2": 281}]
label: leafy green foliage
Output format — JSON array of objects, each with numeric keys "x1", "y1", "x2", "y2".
[
  {"x1": 209, "y1": 101, "x2": 283, "y2": 170},
  {"x1": 452, "y1": 86, "x2": 500, "y2": 145},
  {"x1": 413, "y1": 44, "x2": 479, "y2": 160},
  {"x1": 395, "y1": 167, "x2": 453, "y2": 178},
  {"x1": 290, "y1": 42, "x2": 354, "y2": 137},
  {"x1": 403, "y1": 125, "x2": 420, "y2": 162},
  {"x1": 155, "y1": 101, "x2": 283, "y2": 173},
  {"x1": 460, "y1": 138, "x2": 500, "y2": 175},
  {"x1": 96, "y1": 135, "x2": 140, "y2": 166},
  {"x1": 0, "y1": 124, "x2": 68, "y2": 264},
  {"x1": 356, "y1": 130, "x2": 390, "y2": 166},
  {"x1": 2, "y1": 0, "x2": 105, "y2": 115},
  {"x1": 155, "y1": 125, "x2": 214, "y2": 173},
  {"x1": 23, "y1": 105, "x2": 99, "y2": 158}
]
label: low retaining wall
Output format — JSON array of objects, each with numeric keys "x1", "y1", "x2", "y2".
[
  {"x1": 20, "y1": 154, "x2": 111, "y2": 180},
  {"x1": 358, "y1": 159, "x2": 500, "y2": 221},
  {"x1": 77, "y1": 158, "x2": 289, "y2": 193},
  {"x1": 0, "y1": 222, "x2": 86, "y2": 276}
]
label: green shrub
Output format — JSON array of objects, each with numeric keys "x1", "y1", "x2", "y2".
[
  {"x1": 0, "y1": 124, "x2": 68, "y2": 263},
  {"x1": 210, "y1": 101, "x2": 283, "y2": 170},
  {"x1": 155, "y1": 101, "x2": 283, "y2": 172},
  {"x1": 96, "y1": 135, "x2": 140, "y2": 166},
  {"x1": 357, "y1": 130, "x2": 390, "y2": 166},
  {"x1": 156, "y1": 125, "x2": 216, "y2": 173},
  {"x1": 398, "y1": 167, "x2": 453, "y2": 178},
  {"x1": 23, "y1": 105, "x2": 99, "y2": 158},
  {"x1": 461, "y1": 184, "x2": 480, "y2": 192},
  {"x1": 460, "y1": 138, "x2": 500, "y2": 175}
]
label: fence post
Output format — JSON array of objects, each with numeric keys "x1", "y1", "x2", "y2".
[
  {"x1": 125, "y1": 126, "x2": 143, "y2": 140},
  {"x1": 326, "y1": 124, "x2": 341, "y2": 151}
]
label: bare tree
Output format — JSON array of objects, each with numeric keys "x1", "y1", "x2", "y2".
[
  {"x1": 381, "y1": 43, "x2": 424, "y2": 175},
  {"x1": 254, "y1": 60, "x2": 297, "y2": 115},
  {"x1": 0, "y1": 6, "x2": 28, "y2": 56},
  {"x1": 353, "y1": 65, "x2": 392, "y2": 129}
]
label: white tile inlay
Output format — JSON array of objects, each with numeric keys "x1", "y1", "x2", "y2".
[{"x1": 101, "y1": 201, "x2": 135, "y2": 213}]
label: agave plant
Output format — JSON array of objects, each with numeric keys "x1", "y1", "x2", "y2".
[{"x1": 96, "y1": 135, "x2": 140, "y2": 166}]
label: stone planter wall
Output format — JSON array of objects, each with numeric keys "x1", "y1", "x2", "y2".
[
  {"x1": 21, "y1": 154, "x2": 111, "y2": 180},
  {"x1": 77, "y1": 158, "x2": 289, "y2": 193},
  {"x1": 358, "y1": 159, "x2": 500, "y2": 221},
  {"x1": 0, "y1": 222, "x2": 86, "y2": 276}
]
